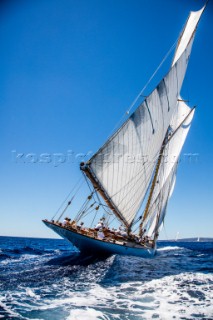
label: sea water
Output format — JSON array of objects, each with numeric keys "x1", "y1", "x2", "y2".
[{"x1": 0, "y1": 236, "x2": 212, "y2": 319}]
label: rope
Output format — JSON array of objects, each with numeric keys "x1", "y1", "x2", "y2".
[
  {"x1": 107, "y1": 39, "x2": 178, "y2": 138},
  {"x1": 90, "y1": 206, "x2": 100, "y2": 228},
  {"x1": 57, "y1": 198, "x2": 74, "y2": 222},
  {"x1": 74, "y1": 194, "x2": 94, "y2": 222},
  {"x1": 51, "y1": 177, "x2": 83, "y2": 220},
  {"x1": 76, "y1": 202, "x2": 96, "y2": 222}
]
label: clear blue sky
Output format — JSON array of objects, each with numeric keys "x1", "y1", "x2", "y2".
[{"x1": 0, "y1": 0, "x2": 212, "y2": 240}]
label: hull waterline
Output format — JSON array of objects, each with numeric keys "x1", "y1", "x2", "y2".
[{"x1": 43, "y1": 220, "x2": 156, "y2": 258}]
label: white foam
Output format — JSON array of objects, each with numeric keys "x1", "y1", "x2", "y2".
[
  {"x1": 157, "y1": 246, "x2": 183, "y2": 251},
  {"x1": 67, "y1": 308, "x2": 108, "y2": 320},
  {"x1": 1, "y1": 254, "x2": 212, "y2": 320},
  {"x1": 26, "y1": 288, "x2": 40, "y2": 299},
  {"x1": 0, "y1": 300, "x2": 21, "y2": 318}
]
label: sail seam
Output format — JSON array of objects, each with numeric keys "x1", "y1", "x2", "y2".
[
  {"x1": 162, "y1": 79, "x2": 170, "y2": 112},
  {"x1": 145, "y1": 100, "x2": 155, "y2": 134},
  {"x1": 175, "y1": 63, "x2": 179, "y2": 96}
]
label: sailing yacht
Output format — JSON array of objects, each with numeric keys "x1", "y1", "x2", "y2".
[{"x1": 43, "y1": 5, "x2": 206, "y2": 257}]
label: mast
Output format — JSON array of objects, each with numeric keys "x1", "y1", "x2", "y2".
[{"x1": 139, "y1": 136, "x2": 167, "y2": 237}]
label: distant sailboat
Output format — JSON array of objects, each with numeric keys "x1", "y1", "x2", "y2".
[
  {"x1": 43, "y1": 5, "x2": 206, "y2": 257},
  {"x1": 175, "y1": 232, "x2": 179, "y2": 242}
]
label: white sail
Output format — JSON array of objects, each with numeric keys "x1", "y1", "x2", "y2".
[
  {"x1": 172, "y1": 6, "x2": 205, "y2": 66},
  {"x1": 85, "y1": 8, "x2": 202, "y2": 227},
  {"x1": 144, "y1": 165, "x2": 177, "y2": 237},
  {"x1": 87, "y1": 46, "x2": 192, "y2": 226},
  {"x1": 143, "y1": 100, "x2": 195, "y2": 236}
]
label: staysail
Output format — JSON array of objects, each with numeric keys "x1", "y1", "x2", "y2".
[
  {"x1": 81, "y1": 7, "x2": 204, "y2": 229},
  {"x1": 143, "y1": 100, "x2": 195, "y2": 237}
]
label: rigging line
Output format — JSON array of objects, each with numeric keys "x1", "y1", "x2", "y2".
[
  {"x1": 52, "y1": 177, "x2": 83, "y2": 220},
  {"x1": 112, "y1": 143, "x2": 156, "y2": 200},
  {"x1": 57, "y1": 197, "x2": 74, "y2": 222},
  {"x1": 106, "y1": 39, "x2": 178, "y2": 140},
  {"x1": 101, "y1": 206, "x2": 113, "y2": 218},
  {"x1": 90, "y1": 210, "x2": 99, "y2": 228},
  {"x1": 94, "y1": 190, "x2": 103, "y2": 208},
  {"x1": 92, "y1": 180, "x2": 102, "y2": 203},
  {"x1": 126, "y1": 41, "x2": 177, "y2": 115},
  {"x1": 108, "y1": 215, "x2": 116, "y2": 227},
  {"x1": 113, "y1": 161, "x2": 155, "y2": 226},
  {"x1": 127, "y1": 166, "x2": 156, "y2": 227},
  {"x1": 167, "y1": 107, "x2": 195, "y2": 145},
  {"x1": 115, "y1": 106, "x2": 165, "y2": 219},
  {"x1": 82, "y1": 170, "x2": 97, "y2": 203},
  {"x1": 98, "y1": 202, "x2": 109, "y2": 208},
  {"x1": 75, "y1": 191, "x2": 92, "y2": 217},
  {"x1": 115, "y1": 158, "x2": 155, "y2": 206},
  {"x1": 93, "y1": 189, "x2": 113, "y2": 218},
  {"x1": 75, "y1": 196, "x2": 95, "y2": 222},
  {"x1": 74, "y1": 190, "x2": 94, "y2": 222},
  {"x1": 78, "y1": 203, "x2": 96, "y2": 222}
]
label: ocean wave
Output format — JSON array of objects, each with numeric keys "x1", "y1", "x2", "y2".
[
  {"x1": 67, "y1": 308, "x2": 109, "y2": 320},
  {"x1": 157, "y1": 245, "x2": 183, "y2": 251},
  {"x1": 2, "y1": 272, "x2": 212, "y2": 320},
  {"x1": 1, "y1": 237, "x2": 213, "y2": 319}
]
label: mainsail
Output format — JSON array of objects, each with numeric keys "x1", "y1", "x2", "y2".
[{"x1": 81, "y1": 7, "x2": 204, "y2": 230}]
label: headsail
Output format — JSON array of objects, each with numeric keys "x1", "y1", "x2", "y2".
[
  {"x1": 81, "y1": 7, "x2": 204, "y2": 229},
  {"x1": 142, "y1": 100, "x2": 195, "y2": 237}
]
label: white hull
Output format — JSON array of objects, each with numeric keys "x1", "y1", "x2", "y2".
[{"x1": 43, "y1": 220, "x2": 155, "y2": 258}]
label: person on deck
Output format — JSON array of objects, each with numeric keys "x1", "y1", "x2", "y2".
[
  {"x1": 70, "y1": 220, "x2": 77, "y2": 228},
  {"x1": 100, "y1": 217, "x2": 106, "y2": 227},
  {"x1": 78, "y1": 222, "x2": 85, "y2": 231},
  {"x1": 97, "y1": 229, "x2": 105, "y2": 240},
  {"x1": 120, "y1": 228, "x2": 127, "y2": 238},
  {"x1": 95, "y1": 221, "x2": 103, "y2": 231},
  {"x1": 62, "y1": 218, "x2": 68, "y2": 226}
]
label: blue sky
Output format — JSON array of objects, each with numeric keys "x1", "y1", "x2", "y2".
[{"x1": 0, "y1": 0, "x2": 212, "y2": 240}]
